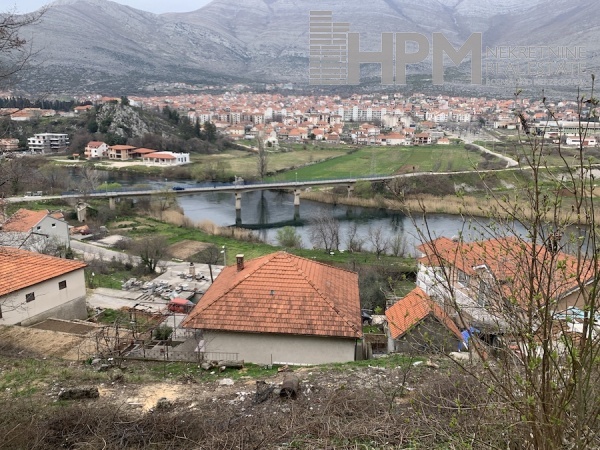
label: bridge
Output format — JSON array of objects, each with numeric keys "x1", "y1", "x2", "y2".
[{"x1": 4, "y1": 174, "x2": 406, "y2": 225}]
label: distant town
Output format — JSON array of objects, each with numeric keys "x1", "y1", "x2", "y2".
[{"x1": 1, "y1": 91, "x2": 598, "y2": 157}]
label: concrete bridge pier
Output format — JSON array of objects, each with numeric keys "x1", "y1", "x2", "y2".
[
  {"x1": 294, "y1": 189, "x2": 301, "y2": 220},
  {"x1": 235, "y1": 192, "x2": 242, "y2": 225},
  {"x1": 347, "y1": 184, "x2": 355, "y2": 198},
  {"x1": 109, "y1": 196, "x2": 116, "y2": 210}
]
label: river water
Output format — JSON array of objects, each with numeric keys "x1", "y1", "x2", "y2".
[
  {"x1": 94, "y1": 171, "x2": 513, "y2": 255},
  {"x1": 175, "y1": 188, "x2": 492, "y2": 255}
]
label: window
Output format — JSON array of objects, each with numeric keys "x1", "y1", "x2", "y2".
[
  {"x1": 59, "y1": 280, "x2": 67, "y2": 290},
  {"x1": 51, "y1": 223, "x2": 56, "y2": 228},
  {"x1": 477, "y1": 280, "x2": 490, "y2": 307},
  {"x1": 25, "y1": 292, "x2": 35, "y2": 302},
  {"x1": 458, "y1": 270, "x2": 470, "y2": 286}
]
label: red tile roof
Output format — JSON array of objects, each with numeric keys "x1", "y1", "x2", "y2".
[
  {"x1": 182, "y1": 252, "x2": 362, "y2": 339},
  {"x1": 86, "y1": 141, "x2": 106, "y2": 148},
  {"x1": 386, "y1": 287, "x2": 462, "y2": 340},
  {"x1": 417, "y1": 237, "x2": 592, "y2": 305},
  {"x1": 0, "y1": 247, "x2": 87, "y2": 296},
  {"x1": 2, "y1": 209, "x2": 50, "y2": 232},
  {"x1": 132, "y1": 148, "x2": 156, "y2": 154},
  {"x1": 145, "y1": 152, "x2": 176, "y2": 159}
]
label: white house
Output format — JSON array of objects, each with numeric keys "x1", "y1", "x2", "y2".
[
  {"x1": 142, "y1": 151, "x2": 190, "y2": 165},
  {"x1": 0, "y1": 209, "x2": 70, "y2": 253},
  {"x1": 84, "y1": 141, "x2": 109, "y2": 159},
  {"x1": 182, "y1": 252, "x2": 362, "y2": 365},
  {"x1": 0, "y1": 247, "x2": 87, "y2": 326}
]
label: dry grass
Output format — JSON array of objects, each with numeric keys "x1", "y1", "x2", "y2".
[
  {"x1": 156, "y1": 209, "x2": 260, "y2": 243},
  {"x1": 301, "y1": 190, "x2": 598, "y2": 224},
  {"x1": 167, "y1": 240, "x2": 211, "y2": 260},
  {"x1": 0, "y1": 365, "x2": 521, "y2": 449}
]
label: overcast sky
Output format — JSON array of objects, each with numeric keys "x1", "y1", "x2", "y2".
[{"x1": 12, "y1": 0, "x2": 212, "y2": 14}]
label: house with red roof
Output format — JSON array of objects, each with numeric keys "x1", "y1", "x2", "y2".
[
  {"x1": 84, "y1": 141, "x2": 108, "y2": 159},
  {"x1": 107, "y1": 145, "x2": 138, "y2": 160},
  {"x1": 416, "y1": 236, "x2": 593, "y2": 332},
  {"x1": 0, "y1": 208, "x2": 70, "y2": 253},
  {"x1": 142, "y1": 151, "x2": 190, "y2": 165},
  {"x1": 182, "y1": 252, "x2": 362, "y2": 365},
  {"x1": 385, "y1": 287, "x2": 463, "y2": 354},
  {"x1": 0, "y1": 247, "x2": 87, "y2": 325}
]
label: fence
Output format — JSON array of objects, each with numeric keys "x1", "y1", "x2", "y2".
[{"x1": 122, "y1": 339, "x2": 238, "y2": 363}]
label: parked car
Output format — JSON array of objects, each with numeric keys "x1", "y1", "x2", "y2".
[
  {"x1": 172, "y1": 186, "x2": 185, "y2": 191},
  {"x1": 167, "y1": 298, "x2": 195, "y2": 314}
]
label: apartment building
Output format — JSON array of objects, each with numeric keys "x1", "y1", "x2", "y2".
[{"x1": 27, "y1": 133, "x2": 69, "y2": 154}]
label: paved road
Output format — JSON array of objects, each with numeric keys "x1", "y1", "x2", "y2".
[
  {"x1": 451, "y1": 131, "x2": 519, "y2": 168},
  {"x1": 71, "y1": 240, "x2": 140, "y2": 264}
]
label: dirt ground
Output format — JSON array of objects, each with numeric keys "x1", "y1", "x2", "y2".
[{"x1": 167, "y1": 240, "x2": 211, "y2": 260}]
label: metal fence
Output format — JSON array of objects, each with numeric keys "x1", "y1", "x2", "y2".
[{"x1": 122, "y1": 340, "x2": 238, "y2": 363}]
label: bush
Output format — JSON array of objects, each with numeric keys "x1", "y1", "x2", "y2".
[
  {"x1": 154, "y1": 325, "x2": 172, "y2": 341},
  {"x1": 276, "y1": 226, "x2": 303, "y2": 248}
]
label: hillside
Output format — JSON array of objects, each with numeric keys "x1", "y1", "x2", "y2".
[
  {"x1": 12, "y1": 0, "x2": 599, "y2": 94},
  {"x1": 0, "y1": 339, "x2": 503, "y2": 449}
]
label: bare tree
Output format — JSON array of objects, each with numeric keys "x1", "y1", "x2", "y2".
[
  {"x1": 152, "y1": 187, "x2": 176, "y2": 220},
  {"x1": 389, "y1": 234, "x2": 407, "y2": 257},
  {"x1": 308, "y1": 211, "x2": 340, "y2": 253},
  {"x1": 411, "y1": 83, "x2": 600, "y2": 449},
  {"x1": 77, "y1": 165, "x2": 100, "y2": 197},
  {"x1": 256, "y1": 132, "x2": 268, "y2": 180},
  {"x1": 367, "y1": 224, "x2": 389, "y2": 259},
  {"x1": 0, "y1": 157, "x2": 34, "y2": 195},
  {"x1": 345, "y1": 222, "x2": 364, "y2": 253},
  {"x1": 0, "y1": 7, "x2": 45, "y2": 87},
  {"x1": 131, "y1": 236, "x2": 170, "y2": 274}
]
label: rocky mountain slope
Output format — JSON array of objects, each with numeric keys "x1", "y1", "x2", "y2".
[{"x1": 13, "y1": 0, "x2": 599, "y2": 94}]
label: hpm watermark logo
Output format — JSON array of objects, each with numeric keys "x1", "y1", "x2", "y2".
[
  {"x1": 309, "y1": 11, "x2": 481, "y2": 86},
  {"x1": 309, "y1": 11, "x2": 587, "y2": 87}
]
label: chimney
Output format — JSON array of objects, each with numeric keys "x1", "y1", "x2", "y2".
[
  {"x1": 236, "y1": 254, "x2": 245, "y2": 271},
  {"x1": 189, "y1": 262, "x2": 195, "y2": 277}
]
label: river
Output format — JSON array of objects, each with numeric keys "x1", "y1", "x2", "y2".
[{"x1": 91, "y1": 171, "x2": 514, "y2": 255}]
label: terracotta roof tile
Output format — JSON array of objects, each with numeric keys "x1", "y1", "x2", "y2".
[
  {"x1": 2, "y1": 209, "x2": 50, "y2": 232},
  {"x1": 145, "y1": 152, "x2": 176, "y2": 159},
  {"x1": 418, "y1": 237, "x2": 591, "y2": 306},
  {"x1": 182, "y1": 252, "x2": 362, "y2": 339},
  {"x1": 0, "y1": 247, "x2": 87, "y2": 296},
  {"x1": 385, "y1": 287, "x2": 462, "y2": 340}
]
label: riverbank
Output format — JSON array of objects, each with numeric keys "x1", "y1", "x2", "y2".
[
  {"x1": 300, "y1": 190, "x2": 486, "y2": 217},
  {"x1": 300, "y1": 188, "x2": 591, "y2": 225}
]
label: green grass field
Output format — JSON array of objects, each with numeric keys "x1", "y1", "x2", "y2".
[
  {"x1": 268, "y1": 144, "x2": 485, "y2": 181},
  {"x1": 191, "y1": 146, "x2": 350, "y2": 179}
]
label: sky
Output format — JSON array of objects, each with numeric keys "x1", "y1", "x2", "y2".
[{"x1": 12, "y1": 0, "x2": 212, "y2": 14}]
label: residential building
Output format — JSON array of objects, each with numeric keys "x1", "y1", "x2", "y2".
[
  {"x1": 0, "y1": 246, "x2": 87, "y2": 326},
  {"x1": 416, "y1": 237, "x2": 592, "y2": 332},
  {"x1": 27, "y1": 133, "x2": 69, "y2": 154},
  {"x1": 182, "y1": 252, "x2": 362, "y2": 365},
  {"x1": 0, "y1": 138, "x2": 19, "y2": 152},
  {"x1": 385, "y1": 287, "x2": 463, "y2": 354},
  {"x1": 0, "y1": 208, "x2": 70, "y2": 253},
  {"x1": 84, "y1": 141, "x2": 109, "y2": 159},
  {"x1": 107, "y1": 145, "x2": 137, "y2": 160},
  {"x1": 414, "y1": 132, "x2": 432, "y2": 145},
  {"x1": 142, "y1": 151, "x2": 190, "y2": 165}
]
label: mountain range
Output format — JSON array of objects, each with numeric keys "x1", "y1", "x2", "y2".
[{"x1": 11, "y1": 0, "x2": 600, "y2": 95}]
